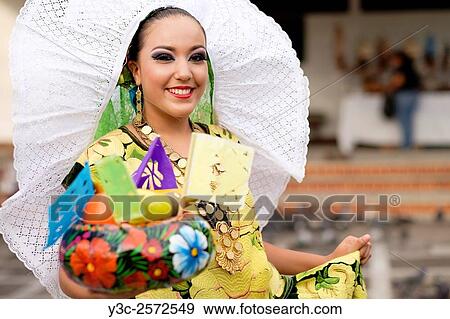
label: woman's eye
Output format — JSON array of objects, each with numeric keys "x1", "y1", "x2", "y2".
[
  {"x1": 190, "y1": 53, "x2": 207, "y2": 62},
  {"x1": 152, "y1": 53, "x2": 174, "y2": 61}
]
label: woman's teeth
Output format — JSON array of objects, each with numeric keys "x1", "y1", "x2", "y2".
[{"x1": 168, "y1": 88, "x2": 192, "y2": 95}]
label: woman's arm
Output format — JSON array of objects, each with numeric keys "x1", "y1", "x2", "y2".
[
  {"x1": 264, "y1": 234, "x2": 372, "y2": 275},
  {"x1": 263, "y1": 241, "x2": 328, "y2": 275}
]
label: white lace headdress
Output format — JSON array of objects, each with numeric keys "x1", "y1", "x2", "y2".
[{"x1": 0, "y1": 0, "x2": 309, "y2": 297}]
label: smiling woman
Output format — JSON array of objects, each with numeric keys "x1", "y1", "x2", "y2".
[
  {"x1": 58, "y1": 6, "x2": 371, "y2": 299},
  {"x1": 2, "y1": 0, "x2": 370, "y2": 299}
]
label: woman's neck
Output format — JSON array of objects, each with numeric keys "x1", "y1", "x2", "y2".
[{"x1": 142, "y1": 105, "x2": 192, "y2": 157}]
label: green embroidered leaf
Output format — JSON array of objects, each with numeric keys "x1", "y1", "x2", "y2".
[
  {"x1": 106, "y1": 232, "x2": 125, "y2": 247},
  {"x1": 130, "y1": 247, "x2": 142, "y2": 256},
  {"x1": 172, "y1": 280, "x2": 190, "y2": 292},
  {"x1": 169, "y1": 268, "x2": 181, "y2": 278},
  {"x1": 121, "y1": 268, "x2": 136, "y2": 278},
  {"x1": 65, "y1": 231, "x2": 79, "y2": 244},
  {"x1": 134, "y1": 263, "x2": 149, "y2": 271},
  {"x1": 250, "y1": 232, "x2": 264, "y2": 251},
  {"x1": 131, "y1": 255, "x2": 145, "y2": 263},
  {"x1": 129, "y1": 148, "x2": 144, "y2": 160},
  {"x1": 324, "y1": 277, "x2": 340, "y2": 285},
  {"x1": 355, "y1": 261, "x2": 361, "y2": 275},
  {"x1": 116, "y1": 259, "x2": 126, "y2": 274},
  {"x1": 317, "y1": 272, "x2": 324, "y2": 283},
  {"x1": 64, "y1": 246, "x2": 76, "y2": 259}
]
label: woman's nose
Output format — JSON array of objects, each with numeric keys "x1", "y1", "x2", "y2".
[{"x1": 174, "y1": 61, "x2": 192, "y2": 81}]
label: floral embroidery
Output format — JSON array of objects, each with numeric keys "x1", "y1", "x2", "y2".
[
  {"x1": 169, "y1": 226, "x2": 210, "y2": 278},
  {"x1": 294, "y1": 251, "x2": 367, "y2": 299},
  {"x1": 62, "y1": 220, "x2": 213, "y2": 292},
  {"x1": 120, "y1": 227, "x2": 146, "y2": 251},
  {"x1": 148, "y1": 260, "x2": 170, "y2": 281},
  {"x1": 69, "y1": 238, "x2": 117, "y2": 289},
  {"x1": 142, "y1": 239, "x2": 163, "y2": 262},
  {"x1": 87, "y1": 135, "x2": 125, "y2": 162},
  {"x1": 123, "y1": 271, "x2": 148, "y2": 289}
]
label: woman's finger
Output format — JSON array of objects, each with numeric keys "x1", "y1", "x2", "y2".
[
  {"x1": 362, "y1": 242, "x2": 372, "y2": 258},
  {"x1": 359, "y1": 247, "x2": 368, "y2": 259},
  {"x1": 359, "y1": 241, "x2": 371, "y2": 257},
  {"x1": 360, "y1": 234, "x2": 371, "y2": 244},
  {"x1": 365, "y1": 242, "x2": 372, "y2": 257},
  {"x1": 361, "y1": 253, "x2": 372, "y2": 265}
]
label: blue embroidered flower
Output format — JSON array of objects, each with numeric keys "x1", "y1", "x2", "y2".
[{"x1": 169, "y1": 225, "x2": 210, "y2": 278}]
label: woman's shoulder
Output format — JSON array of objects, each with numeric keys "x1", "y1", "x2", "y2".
[
  {"x1": 92, "y1": 127, "x2": 135, "y2": 146},
  {"x1": 61, "y1": 128, "x2": 139, "y2": 189},
  {"x1": 74, "y1": 128, "x2": 139, "y2": 166},
  {"x1": 85, "y1": 128, "x2": 135, "y2": 159},
  {"x1": 194, "y1": 122, "x2": 240, "y2": 143}
]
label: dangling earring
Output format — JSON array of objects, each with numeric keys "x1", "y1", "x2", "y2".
[{"x1": 135, "y1": 85, "x2": 144, "y2": 126}]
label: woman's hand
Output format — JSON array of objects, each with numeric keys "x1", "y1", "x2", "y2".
[
  {"x1": 59, "y1": 267, "x2": 147, "y2": 299},
  {"x1": 328, "y1": 234, "x2": 372, "y2": 266},
  {"x1": 264, "y1": 234, "x2": 372, "y2": 275}
]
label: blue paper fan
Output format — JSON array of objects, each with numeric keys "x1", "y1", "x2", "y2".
[{"x1": 45, "y1": 162, "x2": 94, "y2": 248}]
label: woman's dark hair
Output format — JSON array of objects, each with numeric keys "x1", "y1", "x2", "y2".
[{"x1": 127, "y1": 6, "x2": 206, "y2": 61}]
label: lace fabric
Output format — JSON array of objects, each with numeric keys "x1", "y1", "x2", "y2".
[{"x1": 1, "y1": 0, "x2": 309, "y2": 297}]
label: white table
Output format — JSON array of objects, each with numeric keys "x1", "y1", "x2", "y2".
[{"x1": 337, "y1": 92, "x2": 450, "y2": 155}]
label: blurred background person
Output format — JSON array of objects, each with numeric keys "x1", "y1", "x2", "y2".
[{"x1": 386, "y1": 51, "x2": 421, "y2": 149}]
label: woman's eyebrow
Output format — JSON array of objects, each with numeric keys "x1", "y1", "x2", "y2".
[{"x1": 151, "y1": 45, "x2": 206, "y2": 51}]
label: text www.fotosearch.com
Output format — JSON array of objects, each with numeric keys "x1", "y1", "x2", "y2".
[{"x1": 203, "y1": 302, "x2": 343, "y2": 316}]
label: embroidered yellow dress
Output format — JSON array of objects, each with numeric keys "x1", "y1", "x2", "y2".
[{"x1": 62, "y1": 123, "x2": 367, "y2": 299}]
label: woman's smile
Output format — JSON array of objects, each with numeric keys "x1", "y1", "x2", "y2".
[{"x1": 166, "y1": 86, "x2": 194, "y2": 99}]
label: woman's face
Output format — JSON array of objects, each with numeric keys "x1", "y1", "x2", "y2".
[{"x1": 128, "y1": 15, "x2": 208, "y2": 119}]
